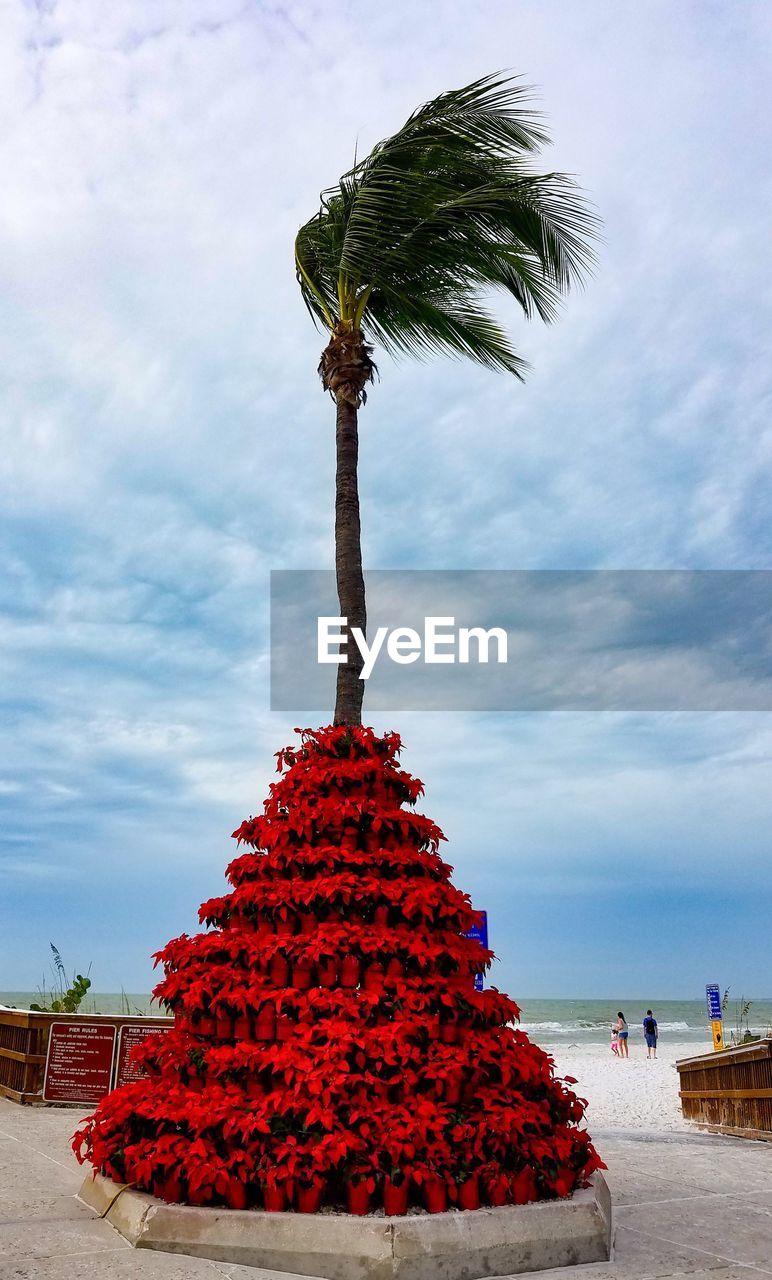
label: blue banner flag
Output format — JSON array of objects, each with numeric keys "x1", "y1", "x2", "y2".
[{"x1": 464, "y1": 911, "x2": 488, "y2": 992}]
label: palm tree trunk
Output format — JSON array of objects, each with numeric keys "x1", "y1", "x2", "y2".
[{"x1": 334, "y1": 395, "x2": 365, "y2": 725}]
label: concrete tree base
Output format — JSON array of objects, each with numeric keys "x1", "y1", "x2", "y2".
[{"x1": 79, "y1": 1172, "x2": 611, "y2": 1280}]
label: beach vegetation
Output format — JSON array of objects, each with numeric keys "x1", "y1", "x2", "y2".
[
  {"x1": 29, "y1": 943, "x2": 92, "y2": 1014},
  {"x1": 723, "y1": 988, "x2": 761, "y2": 1046}
]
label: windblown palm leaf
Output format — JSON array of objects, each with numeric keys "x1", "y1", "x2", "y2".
[
  {"x1": 296, "y1": 73, "x2": 598, "y2": 377},
  {"x1": 296, "y1": 73, "x2": 598, "y2": 725}
]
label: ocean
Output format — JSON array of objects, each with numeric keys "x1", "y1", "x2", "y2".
[
  {"x1": 517, "y1": 997, "x2": 772, "y2": 1047},
  {"x1": 2, "y1": 993, "x2": 770, "y2": 1047}
]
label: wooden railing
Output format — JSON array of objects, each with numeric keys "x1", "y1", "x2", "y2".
[
  {"x1": 677, "y1": 1037, "x2": 772, "y2": 1140},
  {"x1": 0, "y1": 1008, "x2": 171, "y2": 1105}
]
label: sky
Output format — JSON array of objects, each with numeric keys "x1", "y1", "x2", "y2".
[{"x1": 1, "y1": 0, "x2": 771, "y2": 999}]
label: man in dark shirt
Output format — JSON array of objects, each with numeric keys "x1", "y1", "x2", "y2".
[{"x1": 643, "y1": 1009, "x2": 658, "y2": 1058}]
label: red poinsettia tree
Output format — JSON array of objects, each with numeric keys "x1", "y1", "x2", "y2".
[
  {"x1": 74, "y1": 77, "x2": 601, "y2": 1213},
  {"x1": 74, "y1": 724, "x2": 602, "y2": 1213}
]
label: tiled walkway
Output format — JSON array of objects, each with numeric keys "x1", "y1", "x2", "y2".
[{"x1": 1, "y1": 1099, "x2": 771, "y2": 1279}]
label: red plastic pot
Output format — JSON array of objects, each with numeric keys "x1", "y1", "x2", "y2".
[
  {"x1": 292, "y1": 961, "x2": 314, "y2": 990},
  {"x1": 424, "y1": 1177, "x2": 448, "y2": 1214},
  {"x1": 187, "y1": 1185, "x2": 213, "y2": 1207},
  {"x1": 155, "y1": 1175, "x2": 183, "y2": 1203},
  {"x1": 461, "y1": 1078, "x2": 477, "y2": 1104},
  {"x1": 225, "y1": 1179, "x2": 249, "y2": 1210},
  {"x1": 254, "y1": 1008, "x2": 276, "y2": 1040},
  {"x1": 233, "y1": 1015, "x2": 252, "y2": 1039},
  {"x1": 444, "y1": 1071, "x2": 463, "y2": 1105},
  {"x1": 487, "y1": 1174, "x2": 510, "y2": 1207},
  {"x1": 196, "y1": 1014, "x2": 216, "y2": 1036},
  {"x1": 347, "y1": 1182, "x2": 371, "y2": 1215},
  {"x1": 512, "y1": 1168, "x2": 537, "y2": 1205},
  {"x1": 458, "y1": 1176, "x2": 480, "y2": 1211},
  {"x1": 275, "y1": 916, "x2": 295, "y2": 937},
  {"x1": 297, "y1": 1183, "x2": 323, "y2": 1213},
  {"x1": 340, "y1": 956, "x2": 361, "y2": 988},
  {"x1": 365, "y1": 832, "x2": 380, "y2": 854},
  {"x1": 275, "y1": 1015, "x2": 293, "y2": 1042},
  {"x1": 186, "y1": 1075, "x2": 204, "y2": 1093},
  {"x1": 374, "y1": 903, "x2": 390, "y2": 926},
  {"x1": 383, "y1": 1178, "x2": 409, "y2": 1216},
  {"x1": 341, "y1": 828, "x2": 358, "y2": 852},
  {"x1": 263, "y1": 1185, "x2": 287, "y2": 1212},
  {"x1": 363, "y1": 962, "x2": 385, "y2": 992},
  {"x1": 298, "y1": 912, "x2": 316, "y2": 935},
  {"x1": 386, "y1": 956, "x2": 403, "y2": 978},
  {"x1": 439, "y1": 1021, "x2": 459, "y2": 1044},
  {"x1": 317, "y1": 958, "x2": 337, "y2": 986},
  {"x1": 216, "y1": 1013, "x2": 234, "y2": 1039},
  {"x1": 269, "y1": 954, "x2": 290, "y2": 985}
]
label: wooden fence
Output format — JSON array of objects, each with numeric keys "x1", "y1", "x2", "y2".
[
  {"x1": 0, "y1": 1008, "x2": 171, "y2": 1105},
  {"x1": 677, "y1": 1037, "x2": 772, "y2": 1140}
]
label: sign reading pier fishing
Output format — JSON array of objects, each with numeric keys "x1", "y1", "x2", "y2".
[{"x1": 270, "y1": 569, "x2": 772, "y2": 713}]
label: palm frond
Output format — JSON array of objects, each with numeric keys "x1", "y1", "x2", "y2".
[{"x1": 296, "y1": 72, "x2": 599, "y2": 374}]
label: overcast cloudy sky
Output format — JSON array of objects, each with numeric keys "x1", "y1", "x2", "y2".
[{"x1": 1, "y1": 0, "x2": 771, "y2": 998}]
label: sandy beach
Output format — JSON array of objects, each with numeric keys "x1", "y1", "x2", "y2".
[{"x1": 551, "y1": 1039, "x2": 695, "y2": 1133}]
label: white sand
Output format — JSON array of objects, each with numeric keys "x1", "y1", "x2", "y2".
[{"x1": 549, "y1": 1039, "x2": 704, "y2": 1132}]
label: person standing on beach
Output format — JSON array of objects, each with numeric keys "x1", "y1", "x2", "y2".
[
  {"x1": 615, "y1": 1011, "x2": 629, "y2": 1057},
  {"x1": 643, "y1": 1009, "x2": 658, "y2": 1058}
]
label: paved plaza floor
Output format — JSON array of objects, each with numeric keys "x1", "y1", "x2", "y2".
[{"x1": 1, "y1": 1098, "x2": 771, "y2": 1280}]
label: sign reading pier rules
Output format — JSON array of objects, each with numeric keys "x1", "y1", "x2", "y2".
[{"x1": 43, "y1": 1021, "x2": 117, "y2": 1104}]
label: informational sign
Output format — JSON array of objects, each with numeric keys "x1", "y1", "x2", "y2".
[
  {"x1": 43, "y1": 1021, "x2": 117, "y2": 1104},
  {"x1": 464, "y1": 910, "x2": 489, "y2": 992},
  {"x1": 706, "y1": 984, "x2": 722, "y2": 1020},
  {"x1": 114, "y1": 1023, "x2": 172, "y2": 1088},
  {"x1": 705, "y1": 984, "x2": 724, "y2": 1051}
]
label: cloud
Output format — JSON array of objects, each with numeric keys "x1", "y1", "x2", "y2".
[{"x1": 1, "y1": 0, "x2": 771, "y2": 993}]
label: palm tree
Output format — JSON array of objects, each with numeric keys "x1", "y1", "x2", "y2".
[{"x1": 296, "y1": 73, "x2": 597, "y2": 726}]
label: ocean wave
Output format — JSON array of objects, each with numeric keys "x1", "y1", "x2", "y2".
[
  {"x1": 520, "y1": 1018, "x2": 696, "y2": 1034},
  {"x1": 519, "y1": 1021, "x2": 568, "y2": 1032}
]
